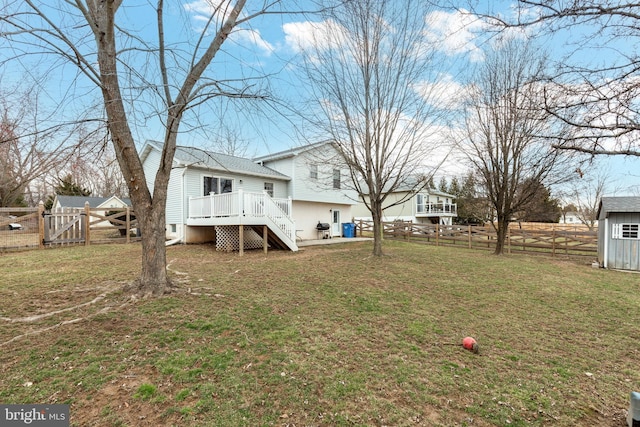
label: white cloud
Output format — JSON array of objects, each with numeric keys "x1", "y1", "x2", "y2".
[
  {"x1": 235, "y1": 28, "x2": 274, "y2": 55},
  {"x1": 183, "y1": 0, "x2": 273, "y2": 55},
  {"x1": 282, "y1": 20, "x2": 346, "y2": 54},
  {"x1": 413, "y1": 74, "x2": 469, "y2": 110},
  {"x1": 424, "y1": 9, "x2": 489, "y2": 62}
]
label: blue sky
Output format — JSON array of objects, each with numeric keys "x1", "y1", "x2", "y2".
[{"x1": 2, "y1": 0, "x2": 638, "y2": 198}]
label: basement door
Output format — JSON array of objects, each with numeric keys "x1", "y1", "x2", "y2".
[{"x1": 332, "y1": 210, "x2": 341, "y2": 237}]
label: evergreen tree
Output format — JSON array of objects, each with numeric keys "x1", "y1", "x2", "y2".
[
  {"x1": 517, "y1": 178, "x2": 561, "y2": 223},
  {"x1": 448, "y1": 177, "x2": 461, "y2": 196},
  {"x1": 438, "y1": 176, "x2": 448, "y2": 192},
  {"x1": 427, "y1": 176, "x2": 435, "y2": 189},
  {"x1": 44, "y1": 175, "x2": 92, "y2": 210},
  {"x1": 453, "y1": 172, "x2": 492, "y2": 225}
]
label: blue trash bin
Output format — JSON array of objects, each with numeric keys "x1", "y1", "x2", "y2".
[{"x1": 342, "y1": 222, "x2": 355, "y2": 238}]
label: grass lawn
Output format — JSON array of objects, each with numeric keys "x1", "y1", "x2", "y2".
[{"x1": 0, "y1": 241, "x2": 638, "y2": 426}]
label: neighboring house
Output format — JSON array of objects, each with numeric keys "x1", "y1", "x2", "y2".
[
  {"x1": 140, "y1": 140, "x2": 357, "y2": 252},
  {"x1": 560, "y1": 211, "x2": 581, "y2": 224},
  {"x1": 560, "y1": 211, "x2": 598, "y2": 228},
  {"x1": 352, "y1": 187, "x2": 457, "y2": 226},
  {"x1": 52, "y1": 195, "x2": 132, "y2": 228},
  {"x1": 597, "y1": 196, "x2": 640, "y2": 271}
]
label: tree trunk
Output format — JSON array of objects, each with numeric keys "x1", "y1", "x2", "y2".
[
  {"x1": 494, "y1": 217, "x2": 509, "y2": 255},
  {"x1": 87, "y1": 1, "x2": 172, "y2": 296},
  {"x1": 371, "y1": 200, "x2": 384, "y2": 256},
  {"x1": 125, "y1": 202, "x2": 170, "y2": 296}
]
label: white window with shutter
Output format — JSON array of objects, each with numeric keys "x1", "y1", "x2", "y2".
[{"x1": 612, "y1": 223, "x2": 640, "y2": 239}]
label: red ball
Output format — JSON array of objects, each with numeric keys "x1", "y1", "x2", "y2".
[{"x1": 462, "y1": 336, "x2": 479, "y2": 353}]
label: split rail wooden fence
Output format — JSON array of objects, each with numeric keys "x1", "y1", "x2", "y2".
[
  {"x1": 356, "y1": 220, "x2": 598, "y2": 259},
  {"x1": 0, "y1": 202, "x2": 139, "y2": 251}
]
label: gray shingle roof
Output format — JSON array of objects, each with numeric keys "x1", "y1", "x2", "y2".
[
  {"x1": 55, "y1": 195, "x2": 132, "y2": 208},
  {"x1": 175, "y1": 146, "x2": 289, "y2": 180},
  {"x1": 597, "y1": 197, "x2": 640, "y2": 220}
]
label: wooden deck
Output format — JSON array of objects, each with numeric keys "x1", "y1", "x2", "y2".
[{"x1": 187, "y1": 190, "x2": 298, "y2": 252}]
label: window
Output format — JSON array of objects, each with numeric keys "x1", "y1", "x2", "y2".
[
  {"x1": 333, "y1": 169, "x2": 341, "y2": 189},
  {"x1": 264, "y1": 182, "x2": 274, "y2": 197},
  {"x1": 310, "y1": 164, "x2": 318, "y2": 179},
  {"x1": 204, "y1": 177, "x2": 218, "y2": 195},
  {"x1": 416, "y1": 194, "x2": 425, "y2": 213},
  {"x1": 612, "y1": 223, "x2": 640, "y2": 239},
  {"x1": 220, "y1": 178, "x2": 233, "y2": 194},
  {"x1": 203, "y1": 176, "x2": 233, "y2": 195}
]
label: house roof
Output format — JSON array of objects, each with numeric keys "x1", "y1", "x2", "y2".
[
  {"x1": 142, "y1": 141, "x2": 290, "y2": 180},
  {"x1": 253, "y1": 140, "x2": 334, "y2": 163},
  {"x1": 55, "y1": 195, "x2": 132, "y2": 209},
  {"x1": 359, "y1": 175, "x2": 456, "y2": 198},
  {"x1": 597, "y1": 197, "x2": 640, "y2": 220},
  {"x1": 175, "y1": 146, "x2": 288, "y2": 180}
]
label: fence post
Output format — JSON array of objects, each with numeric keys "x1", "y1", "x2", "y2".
[
  {"x1": 38, "y1": 201, "x2": 45, "y2": 249},
  {"x1": 551, "y1": 228, "x2": 556, "y2": 257},
  {"x1": 468, "y1": 225, "x2": 472, "y2": 249},
  {"x1": 126, "y1": 207, "x2": 131, "y2": 244},
  {"x1": 84, "y1": 202, "x2": 91, "y2": 246},
  {"x1": 508, "y1": 227, "x2": 511, "y2": 254},
  {"x1": 436, "y1": 223, "x2": 439, "y2": 246}
]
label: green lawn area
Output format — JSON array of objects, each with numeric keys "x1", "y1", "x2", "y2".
[{"x1": 0, "y1": 241, "x2": 638, "y2": 426}]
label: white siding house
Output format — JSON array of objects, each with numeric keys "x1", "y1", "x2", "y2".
[
  {"x1": 140, "y1": 140, "x2": 358, "y2": 251},
  {"x1": 254, "y1": 141, "x2": 359, "y2": 239},
  {"x1": 352, "y1": 188, "x2": 457, "y2": 225}
]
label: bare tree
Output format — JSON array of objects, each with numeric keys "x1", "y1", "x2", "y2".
[
  {"x1": 488, "y1": 1, "x2": 640, "y2": 157},
  {"x1": 459, "y1": 39, "x2": 572, "y2": 254},
  {"x1": 204, "y1": 122, "x2": 254, "y2": 158},
  {"x1": 0, "y1": 88, "x2": 83, "y2": 207},
  {"x1": 569, "y1": 167, "x2": 611, "y2": 230},
  {"x1": 66, "y1": 142, "x2": 128, "y2": 199},
  {"x1": 295, "y1": 0, "x2": 453, "y2": 256},
  {"x1": 1, "y1": 1, "x2": 295, "y2": 296}
]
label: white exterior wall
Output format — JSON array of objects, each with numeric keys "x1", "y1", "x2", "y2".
[
  {"x1": 293, "y1": 200, "x2": 354, "y2": 240},
  {"x1": 142, "y1": 148, "x2": 162, "y2": 193},
  {"x1": 262, "y1": 146, "x2": 357, "y2": 205}
]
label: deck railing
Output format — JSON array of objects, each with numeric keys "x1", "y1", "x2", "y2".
[
  {"x1": 416, "y1": 202, "x2": 457, "y2": 216},
  {"x1": 188, "y1": 190, "x2": 295, "y2": 241}
]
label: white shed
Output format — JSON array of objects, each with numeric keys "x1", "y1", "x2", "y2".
[{"x1": 597, "y1": 197, "x2": 640, "y2": 271}]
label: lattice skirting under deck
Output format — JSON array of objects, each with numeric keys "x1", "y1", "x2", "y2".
[{"x1": 215, "y1": 226, "x2": 265, "y2": 252}]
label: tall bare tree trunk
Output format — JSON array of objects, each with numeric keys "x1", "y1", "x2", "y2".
[
  {"x1": 370, "y1": 199, "x2": 384, "y2": 256},
  {"x1": 134, "y1": 204, "x2": 169, "y2": 295},
  {"x1": 494, "y1": 216, "x2": 509, "y2": 255},
  {"x1": 87, "y1": 0, "x2": 171, "y2": 295}
]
